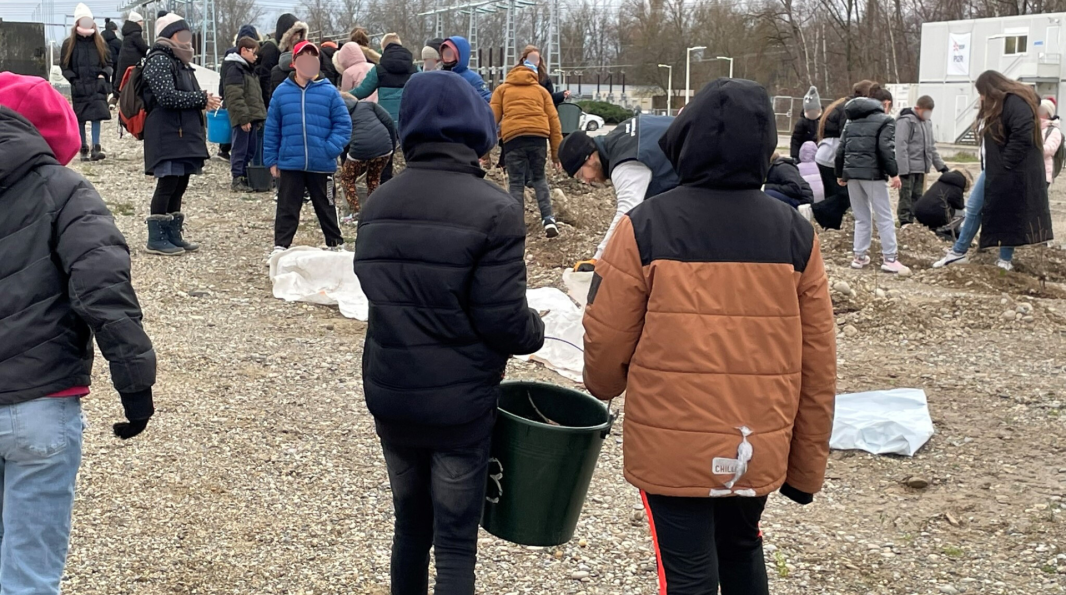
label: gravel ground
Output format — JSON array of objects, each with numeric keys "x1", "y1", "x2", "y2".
[{"x1": 64, "y1": 129, "x2": 1066, "y2": 594}]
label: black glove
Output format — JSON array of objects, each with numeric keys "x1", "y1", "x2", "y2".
[
  {"x1": 939, "y1": 167, "x2": 950, "y2": 174},
  {"x1": 780, "y1": 482, "x2": 813, "y2": 505},
  {"x1": 114, "y1": 389, "x2": 154, "y2": 440}
]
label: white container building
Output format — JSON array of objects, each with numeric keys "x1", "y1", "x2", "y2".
[{"x1": 918, "y1": 13, "x2": 1065, "y2": 144}]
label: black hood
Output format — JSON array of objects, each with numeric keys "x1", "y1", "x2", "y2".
[
  {"x1": 899, "y1": 107, "x2": 917, "y2": 119},
  {"x1": 844, "y1": 97, "x2": 884, "y2": 120},
  {"x1": 274, "y1": 13, "x2": 298, "y2": 43},
  {"x1": 659, "y1": 78, "x2": 776, "y2": 190},
  {"x1": 380, "y1": 44, "x2": 415, "y2": 74},
  {"x1": 102, "y1": 29, "x2": 118, "y2": 42},
  {"x1": 772, "y1": 156, "x2": 797, "y2": 167},
  {"x1": 121, "y1": 20, "x2": 142, "y2": 37},
  {"x1": 0, "y1": 110, "x2": 55, "y2": 193},
  {"x1": 938, "y1": 170, "x2": 968, "y2": 190}
]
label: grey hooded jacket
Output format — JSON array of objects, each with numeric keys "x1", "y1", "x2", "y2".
[{"x1": 894, "y1": 108, "x2": 947, "y2": 176}]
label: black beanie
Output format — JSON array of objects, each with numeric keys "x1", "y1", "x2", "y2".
[
  {"x1": 157, "y1": 9, "x2": 168, "y2": 18},
  {"x1": 558, "y1": 131, "x2": 598, "y2": 177}
]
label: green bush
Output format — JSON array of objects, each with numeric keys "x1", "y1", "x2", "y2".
[{"x1": 576, "y1": 100, "x2": 632, "y2": 124}]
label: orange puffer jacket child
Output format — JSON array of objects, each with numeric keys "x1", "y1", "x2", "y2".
[
  {"x1": 582, "y1": 77, "x2": 837, "y2": 501},
  {"x1": 490, "y1": 65, "x2": 563, "y2": 161}
]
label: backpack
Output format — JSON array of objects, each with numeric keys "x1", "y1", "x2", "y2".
[
  {"x1": 1045, "y1": 126, "x2": 1065, "y2": 180},
  {"x1": 118, "y1": 58, "x2": 148, "y2": 140}
]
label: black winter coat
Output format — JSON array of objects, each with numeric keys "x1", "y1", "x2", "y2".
[
  {"x1": 915, "y1": 170, "x2": 967, "y2": 230},
  {"x1": 791, "y1": 116, "x2": 818, "y2": 159},
  {"x1": 62, "y1": 35, "x2": 112, "y2": 122},
  {"x1": 980, "y1": 94, "x2": 1054, "y2": 248},
  {"x1": 541, "y1": 77, "x2": 567, "y2": 106},
  {"x1": 343, "y1": 96, "x2": 397, "y2": 160},
  {"x1": 269, "y1": 51, "x2": 295, "y2": 98},
  {"x1": 353, "y1": 142, "x2": 545, "y2": 448},
  {"x1": 142, "y1": 44, "x2": 209, "y2": 175},
  {"x1": 103, "y1": 28, "x2": 122, "y2": 73},
  {"x1": 821, "y1": 100, "x2": 847, "y2": 140},
  {"x1": 114, "y1": 21, "x2": 149, "y2": 95},
  {"x1": 320, "y1": 46, "x2": 341, "y2": 87},
  {"x1": 835, "y1": 98, "x2": 897, "y2": 181},
  {"x1": 376, "y1": 44, "x2": 417, "y2": 88},
  {"x1": 0, "y1": 108, "x2": 155, "y2": 406},
  {"x1": 765, "y1": 157, "x2": 814, "y2": 204},
  {"x1": 257, "y1": 40, "x2": 281, "y2": 107}
]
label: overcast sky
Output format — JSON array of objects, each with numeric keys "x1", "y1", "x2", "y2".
[{"x1": 0, "y1": 0, "x2": 297, "y2": 43}]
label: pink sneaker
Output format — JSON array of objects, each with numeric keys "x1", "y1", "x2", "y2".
[
  {"x1": 851, "y1": 254, "x2": 871, "y2": 269},
  {"x1": 881, "y1": 259, "x2": 912, "y2": 276}
]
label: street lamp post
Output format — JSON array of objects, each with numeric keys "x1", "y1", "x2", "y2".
[
  {"x1": 658, "y1": 64, "x2": 673, "y2": 115},
  {"x1": 685, "y1": 45, "x2": 706, "y2": 105},
  {"x1": 715, "y1": 55, "x2": 734, "y2": 78}
]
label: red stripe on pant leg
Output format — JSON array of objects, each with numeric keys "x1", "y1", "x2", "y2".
[{"x1": 641, "y1": 490, "x2": 668, "y2": 595}]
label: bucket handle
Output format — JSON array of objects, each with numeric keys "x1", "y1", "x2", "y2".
[{"x1": 602, "y1": 398, "x2": 617, "y2": 439}]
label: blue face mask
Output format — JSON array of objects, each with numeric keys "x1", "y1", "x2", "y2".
[{"x1": 523, "y1": 60, "x2": 537, "y2": 72}]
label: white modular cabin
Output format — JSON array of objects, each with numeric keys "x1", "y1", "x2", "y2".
[{"x1": 918, "y1": 13, "x2": 1066, "y2": 144}]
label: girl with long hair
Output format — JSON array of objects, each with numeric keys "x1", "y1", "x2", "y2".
[
  {"x1": 933, "y1": 70, "x2": 1053, "y2": 271},
  {"x1": 810, "y1": 79, "x2": 880, "y2": 229},
  {"x1": 518, "y1": 45, "x2": 569, "y2": 106},
  {"x1": 61, "y1": 3, "x2": 112, "y2": 161}
]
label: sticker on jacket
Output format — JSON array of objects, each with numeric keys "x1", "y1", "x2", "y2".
[{"x1": 710, "y1": 426, "x2": 754, "y2": 496}]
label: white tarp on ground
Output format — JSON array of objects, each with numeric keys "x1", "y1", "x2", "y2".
[
  {"x1": 829, "y1": 388, "x2": 935, "y2": 456},
  {"x1": 267, "y1": 248, "x2": 585, "y2": 381},
  {"x1": 269, "y1": 250, "x2": 935, "y2": 454}
]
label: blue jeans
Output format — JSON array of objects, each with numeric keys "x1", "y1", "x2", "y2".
[
  {"x1": 381, "y1": 438, "x2": 492, "y2": 595},
  {"x1": 78, "y1": 121, "x2": 101, "y2": 146},
  {"x1": 0, "y1": 397, "x2": 84, "y2": 595},
  {"x1": 952, "y1": 172, "x2": 1016, "y2": 261}
]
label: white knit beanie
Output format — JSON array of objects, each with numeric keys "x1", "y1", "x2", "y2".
[
  {"x1": 73, "y1": 3, "x2": 93, "y2": 23},
  {"x1": 128, "y1": 11, "x2": 143, "y2": 23},
  {"x1": 155, "y1": 12, "x2": 187, "y2": 39},
  {"x1": 1041, "y1": 98, "x2": 1056, "y2": 119}
]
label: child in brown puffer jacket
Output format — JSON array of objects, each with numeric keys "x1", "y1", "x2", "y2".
[{"x1": 490, "y1": 59, "x2": 563, "y2": 238}]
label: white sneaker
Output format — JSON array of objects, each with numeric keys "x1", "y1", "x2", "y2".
[
  {"x1": 932, "y1": 250, "x2": 969, "y2": 268},
  {"x1": 266, "y1": 246, "x2": 286, "y2": 265},
  {"x1": 543, "y1": 218, "x2": 560, "y2": 238},
  {"x1": 881, "y1": 259, "x2": 912, "y2": 276},
  {"x1": 996, "y1": 259, "x2": 1013, "y2": 271},
  {"x1": 851, "y1": 254, "x2": 871, "y2": 269},
  {"x1": 798, "y1": 204, "x2": 813, "y2": 223}
]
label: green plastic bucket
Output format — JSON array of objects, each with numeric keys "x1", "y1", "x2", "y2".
[{"x1": 481, "y1": 381, "x2": 614, "y2": 547}]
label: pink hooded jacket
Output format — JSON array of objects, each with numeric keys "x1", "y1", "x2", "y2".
[
  {"x1": 335, "y1": 42, "x2": 377, "y2": 103},
  {"x1": 1041, "y1": 117, "x2": 1062, "y2": 184}
]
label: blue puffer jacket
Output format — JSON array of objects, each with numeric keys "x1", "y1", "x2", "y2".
[
  {"x1": 443, "y1": 36, "x2": 491, "y2": 102},
  {"x1": 264, "y1": 75, "x2": 352, "y2": 173}
]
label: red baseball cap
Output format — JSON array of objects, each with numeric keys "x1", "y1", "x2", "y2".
[{"x1": 293, "y1": 40, "x2": 319, "y2": 60}]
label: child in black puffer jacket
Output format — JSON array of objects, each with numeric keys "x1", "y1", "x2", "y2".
[
  {"x1": 764, "y1": 153, "x2": 814, "y2": 207},
  {"x1": 915, "y1": 169, "x2": 971, "y2": 234}
]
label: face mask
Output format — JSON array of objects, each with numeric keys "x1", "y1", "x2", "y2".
[
  {"x1": 76, "y1": 18, "x2": 94, "y2": 36},
  {"x1": 523, "y1": 60, "x2": 537, "y2": 72},
  {"x1": 295, "y1": 55, "x2": 320, "y2": 79}
]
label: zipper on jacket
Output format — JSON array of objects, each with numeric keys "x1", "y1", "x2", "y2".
[{"x1": 301, "y1": 85, "x2": 309, "y2": 171}]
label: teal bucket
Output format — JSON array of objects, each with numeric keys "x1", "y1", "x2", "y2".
[{"x1": 206, "y1": 109, "x2": 231, "y2": 144}]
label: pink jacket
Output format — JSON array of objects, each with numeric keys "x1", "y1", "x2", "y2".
[
  {"x1": 1041, "y1": 118, "x2": 1062, "y2": 184},
  {"x1": 335, "y1": 43, "x2": 377, "y2": 103}
]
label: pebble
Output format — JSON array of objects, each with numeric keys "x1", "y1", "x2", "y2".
[
  {"x1": 939, "y1": 586, "x2": 959, "y2": 595},
  {"x1": 906, "y1": 477, "x2": 930, "y2": 489},
  {"x1": 843, "y1": 325, "x2": 859, "y2": 337},
  {"x1": 832, "y1": 281, "x2": 852, "y2": 295},
  {"x1": 570, "y1": 571, "x2": 590, "y2": 580},
  {"x1": 1002, "y1": 310, "x2": 1016, "y2": 321},
  {"x1": 876, "y1": 288, "x2": 887, "y2": 298}
]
